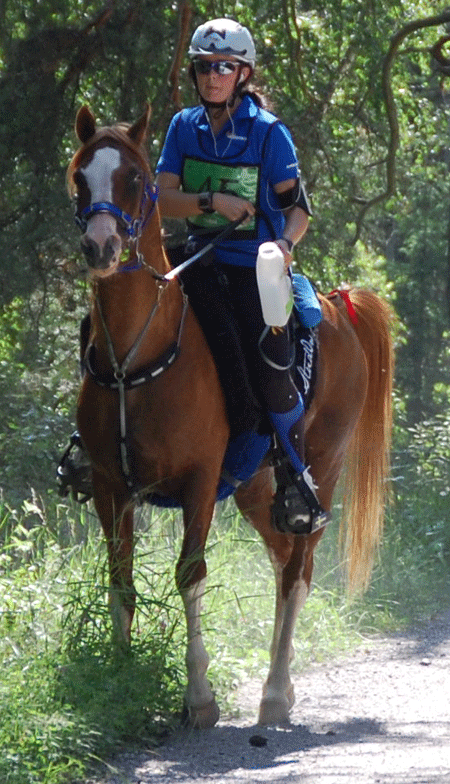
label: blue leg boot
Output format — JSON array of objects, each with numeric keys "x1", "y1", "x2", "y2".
[{"x1": 269, "y1": 397, "x2": 331, "y2": 535}]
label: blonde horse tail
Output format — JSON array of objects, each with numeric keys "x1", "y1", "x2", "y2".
[{"x1": 340, "y1": 289, "x2": 395, "y2": 594}]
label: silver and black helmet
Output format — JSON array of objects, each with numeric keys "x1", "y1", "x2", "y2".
[{"x1": 188, "y1": 18, "x2": 256, "y2": 68}]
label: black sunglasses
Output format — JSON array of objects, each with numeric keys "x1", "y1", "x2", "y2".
[{"x1": 193, "y1": 59, "x2": 238, "y2": 76}]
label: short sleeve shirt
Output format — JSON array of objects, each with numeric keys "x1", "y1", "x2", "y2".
[{"x1": 156, "y1": 95, "x2": 306, "y2": 267}]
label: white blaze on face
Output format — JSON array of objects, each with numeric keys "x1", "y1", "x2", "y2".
[{"x1": 80, "y1": 147, "x2": 122, "y2": 245}]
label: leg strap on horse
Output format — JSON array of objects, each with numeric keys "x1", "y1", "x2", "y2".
[{"x1": 269, "y1": 397, "x2": 331, "y2": 535}]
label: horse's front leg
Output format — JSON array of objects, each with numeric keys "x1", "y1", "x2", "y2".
[
  {"x1": 92, "y1": 472, "x2": 136, "y2": 649},
  {"x1": 176, "y1": 484, "x2": 219, "y2": 728}
]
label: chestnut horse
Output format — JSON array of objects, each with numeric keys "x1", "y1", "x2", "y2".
[{"x1": 68, "y1": 104, "x2": 394, "y2": 728}]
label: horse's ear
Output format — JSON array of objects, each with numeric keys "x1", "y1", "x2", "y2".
[
  {"x1": 75, "y1": 105, "x2": 96, "y2": 144},
  {"x1": 127, "y1": 103, "x2": 152, "y2": 146}
]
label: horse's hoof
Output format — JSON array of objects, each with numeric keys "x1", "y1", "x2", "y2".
[
  {"x1": 258, "y1": 695, "x2": 292, "y2": 726},
  {"x1": 182, "y1": 698, "x2": 220, "y2": 729}
]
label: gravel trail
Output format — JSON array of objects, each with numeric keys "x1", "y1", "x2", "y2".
[{"x1": 95, "y1": 609, "x2": 450, "y2": 784}]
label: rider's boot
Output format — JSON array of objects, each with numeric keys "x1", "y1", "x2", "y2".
[{"x1": 269, "y1": 395, "x2": 331, "y2": 535}]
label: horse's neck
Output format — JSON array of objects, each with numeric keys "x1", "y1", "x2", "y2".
[{"x1": 139, "y1": 217, "x2": 172, "y2": 277}]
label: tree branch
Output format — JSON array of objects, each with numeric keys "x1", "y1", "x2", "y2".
[
  {"x1": 351, "y1": 10, "x2": 450, "y2": 244},
  {"x1": 168, "y1": 0, "x2": 192, "y2": 111}
]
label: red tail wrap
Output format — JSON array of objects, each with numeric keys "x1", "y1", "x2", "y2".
[{"x1": 328, "y1": 289, "x2": 358, "y2": 326}]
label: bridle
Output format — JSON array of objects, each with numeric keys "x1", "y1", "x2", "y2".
[
  {"x1": 74, "y1": 178, "x2": 159, "y2": 240},
  {"x1": 73, "y1": 161, "x2": 165, "y2": 279}
]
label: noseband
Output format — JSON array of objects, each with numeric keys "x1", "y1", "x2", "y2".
[{"x1": 74, "y1": 180, "x2": 158, "y2": 238}]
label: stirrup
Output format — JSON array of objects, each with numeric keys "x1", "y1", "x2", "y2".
[
  {"x1": 56, "y1": 431, "x2": 93, "y2": 504},
  {"x1": 271, "y1": 463, "x2": 331, "y2": 535}
]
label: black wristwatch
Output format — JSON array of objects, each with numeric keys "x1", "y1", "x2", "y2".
[{"x1": 198, "y1": 191, "x2": 215, "y2": 214}]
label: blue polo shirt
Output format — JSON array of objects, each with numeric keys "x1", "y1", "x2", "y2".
[{"x1": 156, "y1": 95, "x2": 308, "y2": 267}]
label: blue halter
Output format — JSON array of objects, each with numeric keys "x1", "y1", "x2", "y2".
[{"x1": 75, "y1": 181, "x2": 158, "y2": 238}]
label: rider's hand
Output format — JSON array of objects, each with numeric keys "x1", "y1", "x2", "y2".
[
  {"x1": 212, "y1": 192, "x2": 255, "y2": 223},
  {"x1": 274, "y1": 238, "x2": 294, "y2": 271}
]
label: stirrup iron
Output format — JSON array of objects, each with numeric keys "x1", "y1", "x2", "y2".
[
  {"x1": 56, "y1": 431, "x2": 93, "y2": 504},
  {"x1": 271, "y1": 461, "x2": 331, "y2": 535}
]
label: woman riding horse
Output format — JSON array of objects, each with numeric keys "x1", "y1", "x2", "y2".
[
  {"x1": 61, "y1": 101, "x2": 393, "y2": 728},
  {"x1": 156, "y1": 18, "x2": 328, "y2": 534},
  {"x1": 56, "y1": 18, "x2": 394, "y2": 728}
]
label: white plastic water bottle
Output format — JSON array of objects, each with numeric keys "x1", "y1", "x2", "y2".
[{"x1": 256, "y1": 242, "x2": 294, "y2": 327}]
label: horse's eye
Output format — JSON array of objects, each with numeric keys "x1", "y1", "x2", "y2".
[{"x1": 124, "y1": 169, "x2": 142, "y2": 196}]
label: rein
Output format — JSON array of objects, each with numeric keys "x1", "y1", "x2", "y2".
[{"x1": 163, "y1": 211, "x2": 249, "y2": 281}]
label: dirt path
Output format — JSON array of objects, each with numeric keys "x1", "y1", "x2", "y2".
[{"x1": 97, "y1": 610, "x2": 450, "y2": 784}]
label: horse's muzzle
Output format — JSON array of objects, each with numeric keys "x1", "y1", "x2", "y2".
[{"x1": 80, "y1": 233, "x2": 122, "y2": 271}]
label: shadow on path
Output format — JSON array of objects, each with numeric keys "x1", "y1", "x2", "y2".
[{"x1": 121, "y1": 714, "x2": 449, "y2": 783}]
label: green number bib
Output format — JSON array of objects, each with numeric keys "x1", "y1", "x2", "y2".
[{"x1": 182, "y1": 156, "x2": 259, "y2": 231}]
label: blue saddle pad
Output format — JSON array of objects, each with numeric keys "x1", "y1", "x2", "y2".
[
  {"x1": 145, "y1": 429, "x2": 271, "y2": 508},
  {"x1": 292, "y1": 274, "x2": 322, "y2": 328}
]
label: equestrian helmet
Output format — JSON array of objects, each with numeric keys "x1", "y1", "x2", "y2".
[{"x1": 188, "y1": 18, "x2": 256, "y2": 68}]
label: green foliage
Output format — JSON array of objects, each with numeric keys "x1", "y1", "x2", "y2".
[
  {"x1": 393, "y1": 412, "x2": 450, "y2": 561},
  {"x1": 0, "y1": 299, "x2": 25, "y2": 362},
  {"x1": 0, "y1": 275, "x2": 86, "y2": 507},
  {"x1": 0, "y1": 502, "x2": 186, "y2": 784},
  {"x1": 1, "y1": 0, "x2": 450, "y2": 428},
  {"x1": 2, "y1": 476, "x2": 449, "y2": 783}
]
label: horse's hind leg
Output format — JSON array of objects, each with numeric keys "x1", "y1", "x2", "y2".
[
  {"x1": 258, "y1": 533, "x2": 323, "y2": 725},
  {"x1": 92, "y1": 474, "x2": 136, "y2": 648},
  {"x1": 176, "y1": 477, "x2": 221, "y2": 728},
  {"x1": 235, "y1": 467, "x2": 322, "y2": 725}
]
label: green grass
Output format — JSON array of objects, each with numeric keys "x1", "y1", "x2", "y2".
[
  {"x1": 0, "y1": 501, "x2": 186, "y2": 784},
  {"x1": 1, "y1": 479, "x2": 449, "y2": 784}
]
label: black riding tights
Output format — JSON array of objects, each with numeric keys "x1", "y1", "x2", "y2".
[
  {"x1": 182, "y1": 263, "x2": 298, "y2": 413},
  {"x1": 201, "y1": 263, "x2": 299, "y2": 415}
]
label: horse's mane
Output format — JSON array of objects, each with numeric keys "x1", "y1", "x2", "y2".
[{"x1": 67, "y1": 124, "x2": 152, "y2": 196}]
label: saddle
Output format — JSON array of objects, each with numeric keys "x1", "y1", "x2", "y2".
[{"x1": 178, "y1": 256, "x2": 319, "y2": 438}]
